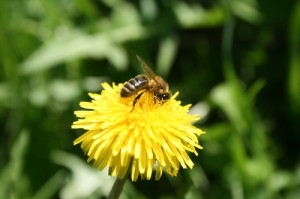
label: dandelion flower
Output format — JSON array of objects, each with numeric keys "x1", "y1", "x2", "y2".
[{"x1": 72, "y1": 82, "x2": 205, "y2": 181}]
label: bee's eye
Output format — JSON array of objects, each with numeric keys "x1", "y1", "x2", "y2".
[{"x1": 160, "y1": 93, "x2": 170, "y2": 100}]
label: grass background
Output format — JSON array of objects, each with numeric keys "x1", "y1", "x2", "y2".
[{"x1": 1, "y1": 0, "x2": 300, "y2": 198}]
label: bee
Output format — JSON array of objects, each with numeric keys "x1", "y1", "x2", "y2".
[{"x1": 121, "y1": 56, "x2": 171, "y2": 107}]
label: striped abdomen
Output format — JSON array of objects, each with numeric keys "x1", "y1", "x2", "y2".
[{"x1": 121, "y1": 75, "x2": 149, "y2": 97}]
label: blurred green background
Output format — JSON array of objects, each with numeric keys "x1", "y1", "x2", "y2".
[{"x1": 1, "y1": 0, "x2": 300, "y2": 198}]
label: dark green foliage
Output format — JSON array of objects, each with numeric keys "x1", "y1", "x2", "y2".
[{"x1": 1, "y1": 0, "x2": 299, "y2": 198}]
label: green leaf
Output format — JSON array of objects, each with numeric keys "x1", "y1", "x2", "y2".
[{"x1": 156, "y1": 35, "x2": 179, "y2": 77}]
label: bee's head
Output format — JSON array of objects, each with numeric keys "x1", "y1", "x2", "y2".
[
  {"x1": 152, "y1": 77, "x2": 171, "y2": 102},
  {"x1": 158, "y1": 93, "x2": 171, "y2": 100},
  {"x1": 155, "y1": 89, "x2": 171, "y2": 101}
]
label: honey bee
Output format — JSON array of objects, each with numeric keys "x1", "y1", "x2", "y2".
[{"x1": 121, "y1": 56, "x2": 171, "y2": 107}]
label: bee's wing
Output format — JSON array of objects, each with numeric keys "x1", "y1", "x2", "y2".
[
  {"x1": 136, "y1": 55, "x2": 157, "y2": 80},
  {"x1": 136, "y1": 55, "x2": 169, "y2": 90}
]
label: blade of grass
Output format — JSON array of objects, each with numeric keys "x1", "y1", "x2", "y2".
[{"x1": 288, "y1": 0, "x2": 300, "y2": 116}]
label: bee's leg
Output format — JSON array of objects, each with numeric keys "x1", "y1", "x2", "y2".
[
  {"x1": 153, "y1": 90, "x2": 157, "y2": 104},
  {"x1": 131, "y1": 91, "x2": 146, "y2": 111}
]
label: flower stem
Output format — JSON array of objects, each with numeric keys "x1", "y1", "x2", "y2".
[{"x1": 107, "y1": 177, "x2": 127, "y2": 199}]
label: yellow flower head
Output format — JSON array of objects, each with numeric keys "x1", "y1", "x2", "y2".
[{"x1": 72, "y1": 82, "x2": 205, "y2": 181}]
